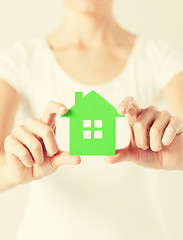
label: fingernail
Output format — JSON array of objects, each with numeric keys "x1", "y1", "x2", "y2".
[
  {"x1": 105, "y1": 156, "x2": 113, "y2": 164},
  {"x1": 142, "y1": 146, "x2": 149, "y2": 151},
  {"x1": 59, "y1": 106, "x2": 67, "y2": 114},
  {"x1": 27, "y1": 163, "x2": 34, "y2": 168},
  {"x1": 47, "y1": 153, "x2": 54, "y2": 158},
  {"x1": 117, "y1": 107, "x2": 125, "y2": 115},
  {"x1": 37, "y1": 160, "x2": 44, "y2": 165}
]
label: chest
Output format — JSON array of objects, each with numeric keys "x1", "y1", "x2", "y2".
[{"x1": 52, "y1": 46, "x2": 131, "y2": 85}]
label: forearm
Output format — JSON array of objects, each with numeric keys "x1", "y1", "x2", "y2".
[{"x1": 0, "y1": 151, "x2": 17, "y2": 192}]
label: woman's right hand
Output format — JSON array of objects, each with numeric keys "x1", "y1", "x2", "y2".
[{"x1": 3, "y1": 101, "x2": 81, "y2": 186}]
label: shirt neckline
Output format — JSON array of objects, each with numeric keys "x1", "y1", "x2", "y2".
[{"x1": 39, "y1": 34, "x2": 141, "y2": 89}]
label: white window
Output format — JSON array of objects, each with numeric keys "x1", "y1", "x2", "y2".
[
  {"x1": 83, "y1": 131, "x2": 91, "y2": 139},
  {"x1": 94, "y1": 131, "x2": 102, "y2": 139},
  {"x1": 83, "y1": 120, "x2": 91, "y2": 128},
  {"x1": 82, "y1": 120, "x2": 103, "y2": 139},
  {"x1": 94, "y1": 120, "x2": 102, "y2": 128}
]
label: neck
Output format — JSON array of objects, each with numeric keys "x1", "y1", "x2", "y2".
[{"x1": 56, "y1": 4, "x2": 120, "y2": 47}]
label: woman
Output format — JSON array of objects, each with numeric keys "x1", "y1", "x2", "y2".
[{"x1": 0, "y1": 0, "x2": 183, "y2": 239}]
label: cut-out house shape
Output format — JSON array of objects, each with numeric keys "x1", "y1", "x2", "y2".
[{"x1": 60, "y1": 91, "x2": 125, "y2": 156}]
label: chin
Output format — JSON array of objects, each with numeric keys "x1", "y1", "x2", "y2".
[{"x1": 64, "y1": 0, "x2": 112, "y2": 14}]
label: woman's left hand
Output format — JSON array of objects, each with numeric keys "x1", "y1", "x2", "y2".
[{"x1": 105, "y1": 96, "x2": 183, "y2": 170}]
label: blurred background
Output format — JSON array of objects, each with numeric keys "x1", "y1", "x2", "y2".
[{"x1": 0, "y1": 0, "x2": 183, "y2": 239}]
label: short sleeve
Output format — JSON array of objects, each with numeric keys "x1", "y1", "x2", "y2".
[
  {"x1": 158, "y1": 41, "x2": 183, "y2": 89},
  {"x1": 0, "y1": 41, "x2": 26, "y2": 94}
]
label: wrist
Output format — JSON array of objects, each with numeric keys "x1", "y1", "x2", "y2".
[{"x1": 0, "y1": 161, "x2": 18, "y2": 192}]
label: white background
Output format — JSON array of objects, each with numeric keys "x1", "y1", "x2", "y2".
[{"x1": 0, "y1": 0, "x2": 183, "y2": 239}]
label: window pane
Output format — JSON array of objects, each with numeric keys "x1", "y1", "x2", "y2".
[
  {"x1": 83, "y1": 131, "x2": 91, "y2": 139},
  {"x1": 94, "y1": 120, "x2": 102, "y2": 128},
  {"x1": 83, "y1": 120, "x2": 91, "y2": 128},
  {"x1": 94, "y1": 131, "x2": 102, "y2": 139}
]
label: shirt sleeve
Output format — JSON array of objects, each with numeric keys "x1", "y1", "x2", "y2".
[
  {"x1": 158, "y1": 40, "x2": 183, "y2": 90},
  {"x1": 0, "y1": 41, "x2": 25, "y2": 94}
]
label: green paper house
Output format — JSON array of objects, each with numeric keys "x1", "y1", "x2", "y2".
[{"x1": 60, "y1": 90, "x2": 125, "y2": 156}]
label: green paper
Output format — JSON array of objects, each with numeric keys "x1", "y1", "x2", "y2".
[{"x1": 60, "y1": 90, "x2": 125, "y2": 156}]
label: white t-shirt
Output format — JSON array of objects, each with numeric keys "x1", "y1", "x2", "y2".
[{"x1": 0, "y1": 35, "x2": 183, "y2": 240}]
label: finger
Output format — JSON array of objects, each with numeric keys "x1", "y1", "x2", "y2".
[
  {"x1": 12, "y1": 125, "x2": 44, "y2": 165},
  {"x1": 41, "y1": 101, "x2": 68, "y2": 126},
  {"x1": 117, "y1": 96, "x2": 141, "y2": 124},
  {"x1": 149, "y1": 110, "x2": 170, "y2": 151},
  {"x1": 105, "y1": 147, "x2": 136, "y2": 164},
  {"x1": 4, "y1": 135, "x2": 34, "y2": 167},
  {"x1": 50, "y1": 151, "x2": 81, "y2": 169},
  {"x1": 133, "y1": 107, "x2": 156, "y2": 150},
  {"x1": 105, "y1": 147, "x2": 160, "y2": 169},
  {"x1": 162, "y1": 116, "x2": 183, "y2": 146},
  {"x1": 25, "y1": 117, "x2": 58, "y2": 157}
]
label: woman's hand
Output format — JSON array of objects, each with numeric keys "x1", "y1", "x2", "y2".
[
  {"x1": 106, "y1": 96, "x2": 183, "y2": 170},
  {"x1": 4, "y1": 101, "x2": 81, "y2": 186}
]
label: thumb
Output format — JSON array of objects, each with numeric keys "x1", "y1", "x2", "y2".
[
  {"x1": 105, "y1": 123, "x2": 138, "y2": 164},
  {"x1": 105, "y1": 145, "x2": 137, "y2": 164},
  {"x1": 41, "y1": 101, "x2": 68, "y2": 127},
  {"x1": 32, "y1": 151, "x2": 81, "y2": 181},
  {"x1": 105, "y1": 145, "x2": 159, "y2": 169},
  {"x1": 50, "y1": 150, "x2": 81, "y2": 169}
]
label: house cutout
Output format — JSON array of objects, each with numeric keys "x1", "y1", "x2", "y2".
[{"x1": 60, "y1": 90, "x2": 125, "y2": 156}]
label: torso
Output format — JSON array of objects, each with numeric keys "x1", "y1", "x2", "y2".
[
  {"x1": 45, "y1": 29, "x2": 137, "y2": 85},
  {"x1": 14, "y1": 33, "x2": 173, "y2": 240}
]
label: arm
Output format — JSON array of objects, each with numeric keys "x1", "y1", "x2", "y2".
[{"x1": 0, "y1": 79, "x2": 20, "y2": 191}]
